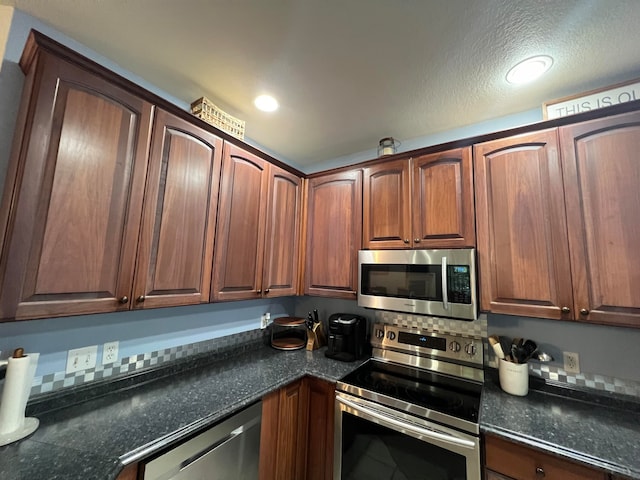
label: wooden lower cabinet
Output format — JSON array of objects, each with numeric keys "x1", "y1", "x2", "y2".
[
  {"x1": 115, "y1": 464, "x2": 138, "y2": 480},
  {"x1": 484, "y1": 434, "x2": 607, "y2": 480},
  {"x1": 305, "y1": 377, "x2": 335, "y2": 480},
  {"x1": 260, "y1": 377, "x2": 335, "y2": 480}
]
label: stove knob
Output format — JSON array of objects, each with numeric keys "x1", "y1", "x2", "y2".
[
  {"x1": 375, "y1": 329, "x2": 385, "y2": 339},
  {"x1": 449, "y1": 341, "x2": 461, "y2": 352},
  {"x1": 387, "y1": 331, "x2": 396, "y2": 341},
  {"x1": 465, "y1": 343, "x2": 477, "y2": 356}
]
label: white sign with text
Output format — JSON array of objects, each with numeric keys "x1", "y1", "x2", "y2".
[{"x1": 544, "y1": 80, "x2": 640, "y2": 119}]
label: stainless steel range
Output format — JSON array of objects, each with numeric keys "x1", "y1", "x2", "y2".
[{"x1": 334, "y1": 323, "x2": 484, "y2": 480}]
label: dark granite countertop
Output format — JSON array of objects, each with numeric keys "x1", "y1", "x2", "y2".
[
  {"x1": 0, "y1": 345, "x2": 365, "y2": 480},
  {"x1": 2, "y1": 344, "x2": 639, "y2": 480},
  {"x1": 481, "y1": 376, "x2": 640, "y2": 479}
]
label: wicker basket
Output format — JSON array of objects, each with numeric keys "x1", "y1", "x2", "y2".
[{"x1": 190, "y1": 97, "x2": 245, "y2": 139}]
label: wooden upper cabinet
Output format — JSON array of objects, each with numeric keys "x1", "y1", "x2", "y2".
[
  {"x1": 560, "y1": 111, "x2": 640, "y2": 327},
  {"x1": 412, "y1": 147, "x2": 475, "y2": 248},
  {"x1": 132, "y1": 109, "x2": 223, "y2": 309},
  {"x1": 212, "y1": 144, "x2": 270, "y2": 301},
  {"x1": 362, "y1": 159, "x2": 412, "y2": 249},
  {"x1": 262, "y1": 165, "x2": 303, "y2": 297},
  {"x1": 305, "y1": 170, "x2": 362, "y2": 298},
  {"x1": 0, "y1": 46, "x2": 153, "y2": 320},
  {"x1": 474, "y1": 130, "x2": 574, "y2": 320},
  {"x1": 362, "y1": 147, "x2": 475, "y2": 250}
]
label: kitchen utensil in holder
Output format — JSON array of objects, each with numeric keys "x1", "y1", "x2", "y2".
[
  {"x1": 498, "y1": 358, "x2": 529, "y2": 396},
  {"x1": 271, "y1": 317, "x2": 307, "y2": 351},
  {"x1": 0, "y1": 348, "x2": 39, "y2": 446},
  {"x1": 306, "y1": 321, "x2": 326, "y2": 351}
]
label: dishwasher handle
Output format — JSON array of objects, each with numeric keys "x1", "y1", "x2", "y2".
[{"x1": 179, "y1": 415, "x2": 259, "y2": 470}]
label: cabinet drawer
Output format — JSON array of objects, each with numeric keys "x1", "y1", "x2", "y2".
[{"x1": 484, "y1": 435, "x2": 606, "y2": 480}]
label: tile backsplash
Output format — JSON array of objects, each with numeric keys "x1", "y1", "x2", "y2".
[
  {"x1": 26, "y1": 311, "x2": 640, "y2": 401},
  {"x1": 29, "y1": 328, "x2": 269, "y2": 398},
  {"x1": 376, "y1": 310, "x2": 640, "y2": 399}
]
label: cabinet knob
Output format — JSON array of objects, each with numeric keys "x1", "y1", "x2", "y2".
[
  {"x1": 403, "y1": 239, "x2": 410, "y2": 244},
  {"x1": 136, "y1": 295, "x2": 145, "y2": 303},
  {"x1": 119, "y1": 296, "x2": 129, "y2": 304},
  {"x1": 257, "y1": 289, "x2": 262, "y2": 294},
  {"x1": 264, "y1": 289, "x2": 270, "y2": 294},
  {"x1": 535, "y1": 466, "x2": 545, "y2": 477},
  {"x1": 580, "y1": 308, "x2": 590, "y2": 315},
  {"x1": 561, "y1": 306, "x2": 571, "y2": 313},
  {"x1": 414, "y1": 238, "x2": 421, "y2": 243}
]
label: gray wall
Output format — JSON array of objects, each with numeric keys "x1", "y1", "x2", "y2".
[
  {"x1": 487, "y1": 313, "x2": 640, "y2": 382},
  {"x1": 297, "y1": 297, "x2": 640, "y2": 383}
]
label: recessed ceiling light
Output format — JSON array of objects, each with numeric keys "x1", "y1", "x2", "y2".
[
  {"x1": 254, "y1": 94, "x2": 279, "y2": 112},
  {"x1": 506, "y1": 55, "x2": 553, "y2": 85}
]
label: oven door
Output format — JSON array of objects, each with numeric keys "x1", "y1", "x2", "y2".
[{"x1": 334, "y1": 392, "x2": 481, "y2": 480}]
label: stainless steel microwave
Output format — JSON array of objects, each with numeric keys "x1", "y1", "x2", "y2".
[{"x1": 358, "y1": 248, "x2": 478, "y2": 320}]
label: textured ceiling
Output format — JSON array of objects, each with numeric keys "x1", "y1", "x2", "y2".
[{"x1": 4, "y1": 0, "x2": 640, "y2": 166}]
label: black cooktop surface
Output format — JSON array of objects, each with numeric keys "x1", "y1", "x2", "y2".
[{"x1": 339, "y1": 359, "x2": 482, "y2": 424}]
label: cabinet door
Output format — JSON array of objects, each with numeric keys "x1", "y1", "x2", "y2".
[
  {"x1": 474, "y1": 130, "x2": 574, "y2": 319},
  {"x1": 262, "y1": 166, "x2": 302, "y2": 297},
  {"x1": 305, "y1": 377, "x2": 335, "y2": 480},
  {"x1": 560, "y1": 111, "x2": 640, "y2": 327},
  {"x1": 485, "y1": 435, "x2": 607, "y2": 480},
  {"x1": 362, "y1": 159, "x2": 412, "y2": 249},
  {"x1": 212, "y1": 144, "x2": 269, "y2": 301},
  {"x1": 259, "y1": 379, "x2": 309, "y2": 480},
  {"x1": 412, "y1": 147, "x2": 476, "y2": 248},
  {"x1": 133, "y1": 109, "x2": 223, "y2": 309},
  {"x1": 484, "y1": 470, "x2": 514, "y2": 480},
  {"x1": 0, "y1": 54, "x2": 153, "y2": 320},
  {"x1": 304, "y1": 170, "x2": 362, "y2": 299}
]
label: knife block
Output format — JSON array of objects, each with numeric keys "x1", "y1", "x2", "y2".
[{"x1": 306, "y1": 322, "x2": 326, "y2": 351}]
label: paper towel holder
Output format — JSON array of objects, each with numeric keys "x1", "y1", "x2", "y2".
[{"x1": 0, "y1": 348, "x2": 39, "y2": 446}]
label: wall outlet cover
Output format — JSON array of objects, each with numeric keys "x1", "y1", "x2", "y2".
[
  {"x1": 563, "y1": 351, "x2": 580, "y2": 374},
  {"x1": 102, "y1": 341, "x2": 119, "y2": 365}
]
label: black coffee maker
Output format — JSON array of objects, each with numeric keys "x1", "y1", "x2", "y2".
[{"x1": 324, "y1": 313, "x2": 367, "y2": 362}]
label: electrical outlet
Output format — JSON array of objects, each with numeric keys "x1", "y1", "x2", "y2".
[
  {"x1": 563, "y1": 351, "x2": 580, "y2": 374},
  {"x1": 66, "y1": 345, "x2": 98, "y2": 374},
  {"x1": 260, "y1": 313, "x2": 271, "y2": 329},
  {"x1": 102, "y1": 341, "x2": 119, "y2": 365}
]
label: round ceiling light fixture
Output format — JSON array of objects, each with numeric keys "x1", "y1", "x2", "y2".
[
  {"x1": 506, "y1": 55, "x2": 554, "y2": 85},
  {"x1": 254, "y1": 94, "x2": 279, "y2": 112}
]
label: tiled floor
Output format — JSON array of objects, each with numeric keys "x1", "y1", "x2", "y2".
[{"x1": 343, "y1": 435, "x2": 458, "y2": 480}]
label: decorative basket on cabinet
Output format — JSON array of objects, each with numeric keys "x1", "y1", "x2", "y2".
[{"x1": 190, "y1": 96, "x2": 245, "y2": 139}]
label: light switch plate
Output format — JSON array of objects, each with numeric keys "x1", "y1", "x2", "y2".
[{"x1": 66, "y1": 345, "x2": 98, "y2": 374}]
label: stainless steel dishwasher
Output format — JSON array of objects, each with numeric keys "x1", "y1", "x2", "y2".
[{"x1": 142, "y1": 401, "x2": 262, "y2": 480}]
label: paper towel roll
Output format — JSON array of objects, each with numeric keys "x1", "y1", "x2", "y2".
[{"x1": 0, "y1": 351, "x2": 39, "y2": 443}]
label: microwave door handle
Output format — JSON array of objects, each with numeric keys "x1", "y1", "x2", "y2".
[{"x1": 442, "y1": 256, "x2": 449, "y2": 310}]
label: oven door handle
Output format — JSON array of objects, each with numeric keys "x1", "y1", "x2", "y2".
[
  {"x1": 337, "y1": 395, "x2": 475, "y2": 449},
  {"x1": 442, "y1": 256, "x2": 449, "y2": 310}
]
